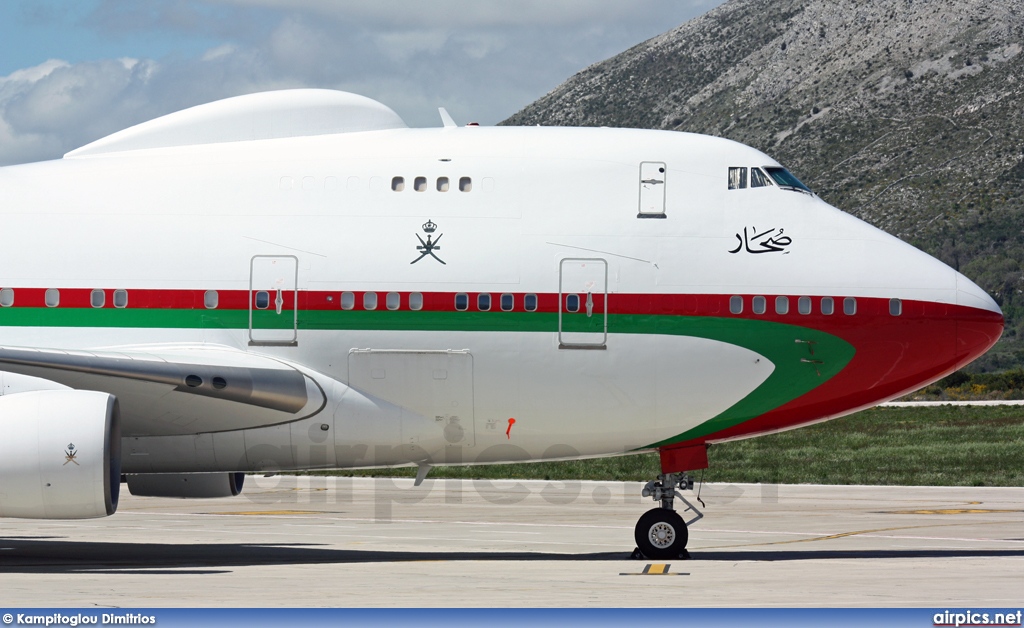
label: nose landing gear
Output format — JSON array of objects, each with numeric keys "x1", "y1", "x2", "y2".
[{"x1": 632, "y1": 472, "x2": 703, "y2": 560}]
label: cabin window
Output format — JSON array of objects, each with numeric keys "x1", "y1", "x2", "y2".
[
  {"x1": 844, "y1": 297, "x2": 857, "y2": 315},
  {"x1": 500, "y1": 293, "x2": 514, "y2": 311},
  {"x1": 386, "y1": 292, "x2": 400, "y2": 310},
  {"x1": 437, "y1": 177, "x2": 450, "y2": 192},
  {"x1": 341, "y1": 291, "x2": 355, "y2": 310},
  {"x1": 414, "y1": 176, "x2": 427, "y2": 192},
  {"x1": 255, "y1": 291, "x2": 270, "y2": 309},
  {"x1": 91, "y1": 289, "x2": 105, "y2": 308},
  {"x1": 455, "y1": 293, "x2": 469, "y2": 311},
  {"x1": 409, "y1": 292, "x2": 423, "y2": 311},
  {"x1": 363, "y1": 292, "x2": 378, "y2": 310},
  {"x1": 750, "y1": 168, "x2": 773, "y2": 188},
  {"x1": 728, "y1": 167, "x2": 747, "y2": 190},
  {"x1": 204, "y1": 290, "x2": 219, "y2": 309},
  {"x1": 45, "y1": 289, "x2": 60, "y2": 308},
  {"x1": 0, "y1": 288, "x2": 13, "y2": 307},
  {"x1": 566, "y1": 294, "x2": 580, "y2": 313},
  {"x1": 821, "y1": 297, "x2": 835, "y2": 315},
  {"x1": 729, "y1": 295, "x2": 743, "y2": 314},
  {"x1": 775, "y1": 295, "x2": 789, "y2": 315},
  {"x1": 524, "y1": 294, "x2": 538, "y2": 312},
  {"x1": 113, "y1": 289, "x2": 128, "y2": 308},
  {"x1": 889, "y1": 298, "x2": 902, "y2": 316},
  {"x1": 478, "y1": 293, "x2": 491, "y2": 311},
  {"x1": 459, "y1": 177, "x2": 472, "y2": 192},
  {"x1": 391, "y1": 176, "x2": 405, "y2": 191},
  {"x1": 752, "y1": 295, "x2": 766, "y2": 314},
  {"x1": 798, "y1": 296, "x2": 811, "y2": 315}
]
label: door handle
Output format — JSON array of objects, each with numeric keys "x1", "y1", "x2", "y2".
[
  {"x1": 275, "y1": 288, "x2": 284, "y2": 315},
  {"x1": 586, "y1": 291, "x2": 594, "y2": 317}
]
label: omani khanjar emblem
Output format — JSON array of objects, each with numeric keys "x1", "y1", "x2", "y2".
[
  {"x1": 64, "y1": 443, "x2": 79, "y2": 466},
  {"x1": 411, "y1": 219, "x2": 445, "y2": 265}
]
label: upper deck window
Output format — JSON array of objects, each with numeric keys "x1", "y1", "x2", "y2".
[{"x1": 764, "y1": 167, "x2": 813, "y2": 194}]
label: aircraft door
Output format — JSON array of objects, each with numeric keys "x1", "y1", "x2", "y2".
[
  {"x1": 249, "y1": 255, "x2": 298, "y2": 346},
  {"x1": 559, "y1": 258, "x2": 607, "y2": 349},
  {"x1": 638, "y1": 161, "x2": 666, "y2": 218}
]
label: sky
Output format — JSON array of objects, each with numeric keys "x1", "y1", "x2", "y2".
[{"x1": 0, "y1": 0, "x2": 725, "y2": 166}]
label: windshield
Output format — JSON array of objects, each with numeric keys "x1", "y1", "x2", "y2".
[{"x1": 764, "y1": 167, "x2": 813, "y2": 194}]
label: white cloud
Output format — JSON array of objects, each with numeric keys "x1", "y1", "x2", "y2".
[{"x1": 0, "y1": 0, "x2": 723, "y2": 166}]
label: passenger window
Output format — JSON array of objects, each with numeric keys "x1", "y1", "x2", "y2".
[
  {"x1": 204, "y1": 290, "x2": 219, "y2": 309},
  {"x1": 341, "y1": 291, "x2": 355, "y2": 310},
  {"x1": 409, "y1": 292, "x2": 423, "y2": 311},
  {"x1": 113, "y1": 289, "x2": 128, "y2": 308},
  {"x1": 775, "y1": 296, "x2": 789, "y2": 315},
  {"x1": 437, "y1": 177, "x2": 450, "y2": 192},
  {"x1": 459, "y1": 177, "x2": 472, "y2": 192},
  {"x1": 729, "y1": 295, "x2": 743, "y2": 314},
  {"x1": 0, "y1": 288, "x2": 14, "y2": 307},
  {"x1": 414, "y1": 177, "x2": 427, "y2": 192},
  {"x1": 500, "y1": 294, "x2": 514, "y2": 311},
  {"x1": 566, "y1": 294, "x2": 580, "y2": 313},
  {"x1": 821, "y1": 297, "x2": 834, "y2": 315},
  {"x1": 391, "y1": 176, "x2": 405, "y2": 191},
  {"x1": 728, "y1": 167, "x2": 747, "y2": 190},
  {"x1": 752, "y1": 295, "x2": 766, "y2": 314},
  {"x1": 797, "y1": 296, "x2": 811, "y2": 315},
  {"x1": 750, "y1": 168, "x2": 772, "y2": 188},
  {"x1": 255, "y1": 291, "x2": 270, "y2": 309},
  {"x1": 455, "y1": 293, "x2": 469, "y2": 311},
  {"x1": 363, "y1": 292, "x2": 378, "y2": 310},
  {"x1": 386, "y1": 292, "x2": 400, "y2": 310},
  {"x1": 524, "y1": 294, "x2": 538, "y2": 312},
  {"x1": 844, "y1": 297, "x2": 857, "y2": 315},
  {"x1": 478, "y1": 293, "x2": 491, "y2": 311},
  {"x1": 45, "y1": 288, "x2": 60, "y2": 308},
  {"x1": 889, "y1": 298, "x2": 902, "y2": 316},
  {"x1": 91, "y1": 289, "x2": 105, "y2": 308}
]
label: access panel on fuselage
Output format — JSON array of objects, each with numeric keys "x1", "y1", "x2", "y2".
[{"x1": 347, "y1": 349, "x2": 475, "y2": 451}]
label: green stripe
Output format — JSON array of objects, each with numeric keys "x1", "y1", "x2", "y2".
[{"x1": 0, "y1": 307, "x2": 854, "y2": 445}]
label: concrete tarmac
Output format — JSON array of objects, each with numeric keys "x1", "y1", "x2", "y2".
[{"x1": 1, "y1": 476, "x2": 1022, "y2": 607}]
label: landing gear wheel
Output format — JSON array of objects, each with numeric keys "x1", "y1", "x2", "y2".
[{"x1": 634, "y1": 508, "x2": 688, "y2": 559}]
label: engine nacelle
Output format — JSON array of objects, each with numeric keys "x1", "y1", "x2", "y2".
[
  {"x1": 126, "y1": 472, "x2": 245, "y2": 498},
  {"x1": 0, "y1": 390, "x2": 121, "y2": 519}
]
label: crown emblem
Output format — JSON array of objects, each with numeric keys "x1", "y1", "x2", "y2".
[{"x1": 422, "y1": 220, "x2": 437, "y2": 233}]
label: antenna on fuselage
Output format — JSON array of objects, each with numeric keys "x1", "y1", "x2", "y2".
[{"x1": 438, "y1": 107, "x2": 457, "y2": 128}]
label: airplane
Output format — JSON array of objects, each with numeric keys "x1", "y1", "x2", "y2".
[{"x1": 0, "y1": 89, "x2": 1003, "y2": 559}]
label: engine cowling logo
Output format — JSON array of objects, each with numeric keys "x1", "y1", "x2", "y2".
[{"x1": 64, "y1": 443, "x2": 79, "y2": 466}]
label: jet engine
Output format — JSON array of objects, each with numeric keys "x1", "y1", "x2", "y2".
[
  {"x1": 0, "y1": 390, "x2": 121, "y2": 519},
  {"x1": 126, "y1": 472, "x2": 245, "y2": 498}
]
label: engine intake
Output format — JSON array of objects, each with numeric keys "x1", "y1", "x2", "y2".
[{"x1": 0, "y1": 390, "x2": 120, "y2": 519}]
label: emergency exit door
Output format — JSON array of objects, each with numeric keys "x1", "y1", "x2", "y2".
[
  {"x1": 559, "y1": 258, "x2": 608, "y2": 349},
  {"x1": 249, "y1": 255, "x2": 298, "y2": 346}
]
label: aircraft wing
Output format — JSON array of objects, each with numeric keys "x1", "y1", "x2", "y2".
[{"x1": 0, "y1": 345, "x2": 326, "y2": 436}]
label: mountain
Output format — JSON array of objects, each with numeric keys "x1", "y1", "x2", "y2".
[{"x1": 504, "y1": 0, "x2": 1024, "y2": 371}]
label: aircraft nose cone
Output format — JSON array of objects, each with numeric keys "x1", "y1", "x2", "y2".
[{"x1": 955, "y1": 271, "x2": 1004, "y2": 369}]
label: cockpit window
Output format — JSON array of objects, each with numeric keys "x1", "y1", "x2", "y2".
[
  {"x1": 750, "y1": 168, "x2": 772, "y2": 188},
  {"x1": 764, "y1": 167, "x2": 813, "y2": 194},
  {"x1": 728, "y1": 167, "x2": 747, "y2": 190}
]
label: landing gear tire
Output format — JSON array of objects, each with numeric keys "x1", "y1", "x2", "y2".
[{"x1": 634, "y1": 508, "x2": 688, "y2": 559}]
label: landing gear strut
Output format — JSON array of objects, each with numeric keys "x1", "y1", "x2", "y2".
[{"x1": 632, "y1": 472, "x2": 703, "y2": 560}]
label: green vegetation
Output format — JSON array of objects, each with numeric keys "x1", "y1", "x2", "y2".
[
  {"x1": 320, "y1": 405, "x2": 1024, "y2": 487},
  {"x1": 906, "y1": 368, "x2": 1024, "y2": 400}
]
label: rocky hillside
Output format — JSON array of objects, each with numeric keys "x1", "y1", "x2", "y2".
[{"x1": 504, "y1": 0, "x2": 1024, "y2": 371}]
